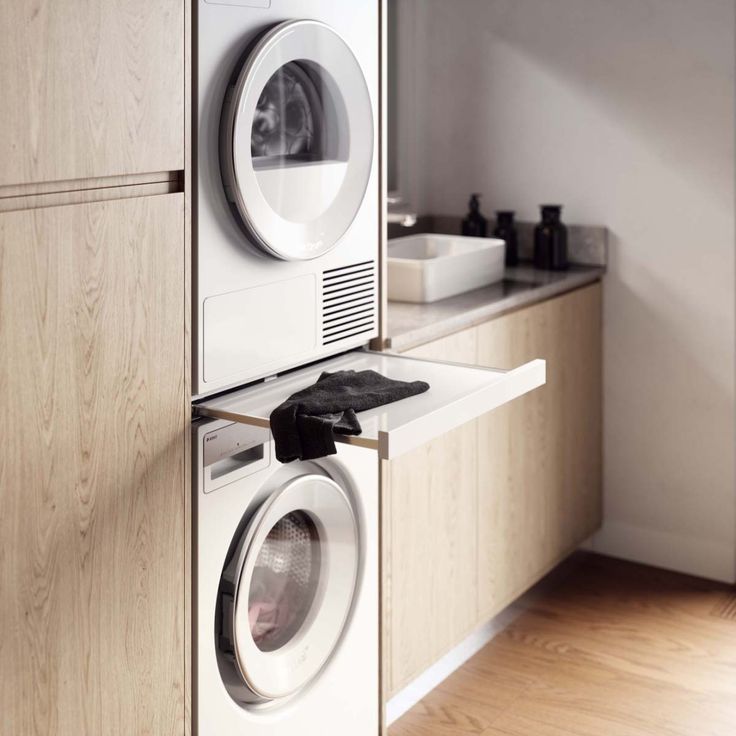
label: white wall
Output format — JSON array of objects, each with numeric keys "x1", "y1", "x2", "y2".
[{"x1": 395, "y1": 0, "x2": 736, "y2": 581}]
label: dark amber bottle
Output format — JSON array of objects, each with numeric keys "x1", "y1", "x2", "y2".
[
  {"x1": 534, "y1": 204, "x2": 568, "y2": 270},
  {"x1": 493, "y1": 210, "x2": 519, "y2": 267}
]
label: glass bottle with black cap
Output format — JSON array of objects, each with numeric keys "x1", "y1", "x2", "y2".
[{"x1": 534, "y1": 204, "x2": 568, "y2": 270}]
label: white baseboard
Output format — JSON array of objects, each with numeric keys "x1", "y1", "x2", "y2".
[
  {"x1": 385, "y1": 603, "x2": 524, "y2": 726},
  {"x1": 385, "y1": 552, "x2": 589, "y2": 726},
  {"x1": 385, "y1": 531, "x2": 735, "y2": 728},
  {"x1": 591, "y1": 521, "x2": 736, "y2": 583},
  {"x1": 383, "y1": 555, "x2": 587, "y2": 729}
]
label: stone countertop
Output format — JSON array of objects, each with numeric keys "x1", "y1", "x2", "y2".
[{"x1": 386, "y1": 264, "x2": 605, "y2": 352}]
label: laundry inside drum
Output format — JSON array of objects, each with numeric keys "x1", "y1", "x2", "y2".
[
  {"x1": 247, "y1": 511, "x2": 321, "y2": 652},
  {"x1": 251, "y1": 63, "x2": 323, "y2": 162},
  {"x1": 246, "y1": 60, "x2": 350, "y2": 226}
]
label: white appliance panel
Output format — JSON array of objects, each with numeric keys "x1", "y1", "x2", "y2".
[
  {"x1": 203, "y1": 274, "x2": 318, "y2": 383},
  {"x1": 193, "y1": 419, "x2": 379, "y2": 736},
  {"x1": 195, "y1": 0, "x2": 379, "y2": 397}
]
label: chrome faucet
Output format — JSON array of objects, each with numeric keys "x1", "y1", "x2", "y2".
[{"x1": 386, "y1": 194, "x2": 417, "y2": 227}]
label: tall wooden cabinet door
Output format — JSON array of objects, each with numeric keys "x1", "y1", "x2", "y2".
[
  {"x1": 384, "y1": 328, "x2": 479, "y2": 696},
  {"x1": 0, "y1": 195, "x2": 187, "y2": 735},
  {"x1": 0, "y1": 0, "x2": 184, "y2": 187},
  {"x1": 476, "y1": 283, "x2": 602, "y2": 620}
]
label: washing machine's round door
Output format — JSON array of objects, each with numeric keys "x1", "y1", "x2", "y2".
[
  {"x1": 226, "y1": 473, "x2": 358, "y2": 701},
  {"x1": 221, "y1": 20, "x2": 374, "y2": 261}
]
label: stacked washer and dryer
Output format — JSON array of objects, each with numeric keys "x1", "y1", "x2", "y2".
[{"x1": 193, "y1": 1, "x2": 381, "y2": 734}]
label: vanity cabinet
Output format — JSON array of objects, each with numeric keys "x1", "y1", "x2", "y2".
[
  {"x1": 0, "y1": 195, "x2": 188, "y2": 735},
  {"x1": 0, "y1": 0, "x2": 184, "y2": 187},
  {"x1": 384, "y1": 282, "x2": 602, "y2": 697}
]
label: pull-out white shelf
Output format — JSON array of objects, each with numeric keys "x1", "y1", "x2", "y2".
[{"x1": 194, "y1": 350, "x2": 545, "y2": 460}]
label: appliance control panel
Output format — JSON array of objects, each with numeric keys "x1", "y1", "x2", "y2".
[{"x1": 203, "y1": 422, "x2": 271, "y2": 493}]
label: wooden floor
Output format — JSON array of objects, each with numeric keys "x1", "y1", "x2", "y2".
[{"x1": 389, "y1": 554, "x2": 736, "y2": 736}]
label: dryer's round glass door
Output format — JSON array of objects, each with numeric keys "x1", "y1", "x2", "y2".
[
  {"x1": 221, "y1": 20, "x2": 374, "y2": 261},
  {"x1": 227, "y1": 474, "x2": 359, "y2": 701}
]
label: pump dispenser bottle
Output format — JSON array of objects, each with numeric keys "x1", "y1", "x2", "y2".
[{"x1": 461, "y1": 193, "x2": 487, "y2": 237}]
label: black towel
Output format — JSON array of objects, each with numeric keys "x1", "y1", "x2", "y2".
[{"x1": 270, "y1": 369, "x2": 430, "y2": 463}]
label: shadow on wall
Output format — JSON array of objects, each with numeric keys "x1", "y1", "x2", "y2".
[
  {"x1": 408, "y1": 0, "x2": 733, "y2": 220},
  {"x1": 603, "y1": 231, "x2": 734, "y2": 544}
]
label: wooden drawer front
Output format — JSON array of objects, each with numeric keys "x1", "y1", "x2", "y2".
[
  {"x1": 0, "y1": 0, "x2": 184, "y2": 186},
  {"x1": 384, "y1": 328, "x2": 479, "y2": 695},
  {"x1": 476, "y1": 283, "x2": 603, "y2": 619},
  {"x1": 0, "y1": 195, "x2": 187, "y2": 735}
]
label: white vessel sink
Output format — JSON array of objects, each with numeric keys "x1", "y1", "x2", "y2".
[{"x1": 387, "y1": 233, "x2": 506, "y2": 303}]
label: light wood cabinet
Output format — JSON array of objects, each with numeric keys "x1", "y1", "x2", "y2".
[
  {"x1": 0, "y1": 195, "x2": 188, "y2": 735},
  {"x1": 384, "y1": 283, "x2": 602, "y2": 696},
  {"x1": 0, "y1": 0, "x2": 184, "y2": 187},
  {"x1": 476, "y1": 282, "x2": 602, "y2": 619},
  {"x1": 383, "y1": 328, "x2": 478, "y2": 695}
]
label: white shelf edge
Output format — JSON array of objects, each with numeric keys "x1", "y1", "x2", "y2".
[
  {"x1": 379, "y1": 359, "x2": 546, "y2": 459},
  {"x1": 194, "y1": 355, "x2": 546, "y2": 460}
]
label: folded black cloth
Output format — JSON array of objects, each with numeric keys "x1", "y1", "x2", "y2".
[{"x1": 270, "y1": 369, "x2": 430, "y2": 463}]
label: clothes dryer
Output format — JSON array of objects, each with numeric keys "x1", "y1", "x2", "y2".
[{"x1": 195, "y1": 1, "x2": 379, "y2": 397}]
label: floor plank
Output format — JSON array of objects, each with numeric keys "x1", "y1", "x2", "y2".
[{"x1": 390, "y1": 554, "x2": 736, "y2": 736}]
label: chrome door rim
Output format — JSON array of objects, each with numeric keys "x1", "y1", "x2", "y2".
[
  {"x1": 229, "y1": 474, "x2": 359, "y2": 700},
  {"x1": 220, "y1": 19, "x2": 374, "y2": 261}
]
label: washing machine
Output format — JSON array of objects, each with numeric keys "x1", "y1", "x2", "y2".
[
  {"x1": 194, "y1": 0, "x2": 380, "y2": 397},
  {"x1": 193, "y1": 417, "x2": 378, "y2": 735}
]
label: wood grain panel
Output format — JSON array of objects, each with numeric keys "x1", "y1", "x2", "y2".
[
  {"x1": 561, "y1": 284, "x2": 603, "y2": 548},
  {"x1": 383, "y1": 285, "x2": 602, "y2": 704},
  {"x1": 183, "y1": 0, "x2": 192, "y2": 732},
  {"x1": 0, "y1": 180, "x2": 180, "y2": 213},
  {"x1": 475, "y1": 283, "x2": 602, "y2": 620},
  {"x1": 0, "y1": 172, "x2": 180, "y2": 200},
  {"x1": 0, "y1": 0, "x2": 184, "y2": 186},
  {"x1": 391, "y1": 554, "x2": 736, "y2": 736},
  {"x1": 385, "y1": 328, "x2": 479, "y2": 696},
  {"x1": 0, "y1": 195, "x2": 187, "y2": 735}
]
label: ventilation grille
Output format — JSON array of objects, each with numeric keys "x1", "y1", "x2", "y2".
[{"x1": 322, "y1": 261, "x2": 376, "y2": 346}]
